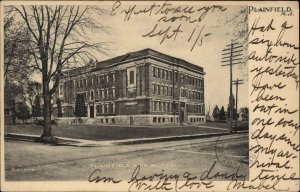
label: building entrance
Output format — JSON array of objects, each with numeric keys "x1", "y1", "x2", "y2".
[
  {"x1": 90, "y1": 105, "x2": 94, "y2": 118},
  {"x1": 180, "y1": 102, "x2": 186, "y2": 124}
]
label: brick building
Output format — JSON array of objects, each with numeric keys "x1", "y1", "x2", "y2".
[{"x1": 55, "y1": 48, "x2": 205, "y2": 125}]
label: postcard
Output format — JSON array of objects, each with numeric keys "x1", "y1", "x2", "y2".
[{"x1": 0, "y1": 0, "x2": 299, "y2": 191}]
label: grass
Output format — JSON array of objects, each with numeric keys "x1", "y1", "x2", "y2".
[{"x1": 4, "y1": 122, "x2": 248, "y2": 141}]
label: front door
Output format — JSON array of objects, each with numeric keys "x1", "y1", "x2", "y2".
[
  {"x1": 180, "y1": 102, "x2": 186, "y2": 124},
  {"x1": 90, "y1": 105, "x2": 94, "y2": 118}
]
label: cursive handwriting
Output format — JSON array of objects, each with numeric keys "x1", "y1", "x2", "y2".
[
  {"x1": 88, "y1": 169, "x2": 122, "y2": 184},
  {"x1": 249, "y1": 14, "x2": 299, "y2": 192},
  {"x1": 111, "y1": 1, "x2": 226, "y2": 51}
]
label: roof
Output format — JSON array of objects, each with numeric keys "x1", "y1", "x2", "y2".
[{"x1": 65, "y1": 48, "x2": 204, "y2": 77}]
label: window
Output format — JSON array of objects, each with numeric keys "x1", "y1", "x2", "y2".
[
  {"x1": 169, "y1": 71, "x2": 173, "y2": 80},
  {"x1": 157, "y1": 85, "x2": 160, "y2": 95},
  {"x1": 112, "y1": 88, "x2": 115, "y2": 98},
  {"x1": 112, "y1": 103, "x2": 116, "y2": 113},
  {"x1": 103, "y1": 104, "x2": 107, "y2": 113},
  {"x1": 181, "y1": 74, "x2": 184, "y2": 83},
  {"x1": 165, "y1": 70, "x2": 168, "y2": 80},
  {"x1": 129, "y1": 70, "x2": 134, "y2": 84},
  {"x1": 80, "y1": 80, "x2": 83, "y2": 88},
  {"x1": 106, "y1": 74, "x2": 109, "y2": 83},
  {"x1": 90, "y1": 90, "x2": 94, "y2": 100},
  {"x1": 100, "y1": 90, "x2": 104, "y2": 99},
  {"x1": 157, "y1": 68, "x2": 161, "y2": 78},
  {"x1": 162, "y1": 69, "x2": 165, "y2": 79},
  {"x1": 153, "y1": 66, "x2": 156, "y2": 77},
  {"x1": 111, "y1": 103, "x2": 115, "y2": 113},
  {"x1": 153, "y1": 117, "x2": 157, "y2": 123},
  {"x1": 112, "y1": 73, "x2": 115, "y2": 82},
  {"x1": 96, "y1": 90, "x2": 99, "y2": 99},
  {"x1": 166, "y1": 87, "x2": 169, "y2": 96},
  {"x1": 84, "y1": 79, "x2": 88, "y2": 87},
  {"x1": 59, "y1": 84, "x2": 63, "y2": 96},
  {"x1": 153, "y1": 84, "x2": 156, "y2": 94},
  {"x1": 91, "y1": 77, "x2": 94, "y2": 86},
  {"x1": 105, "y1": 89, "x2": 109, "y2": 98},
  {"x1": 162, "y1": 86, "x2": 165, "y2": 95},
  {"x1": 200, "y1": 79, "x2": 203, "y2": 87},
  {"x1": 96, "y1": 105, "x2": 100, "y2": 115},
  {"x1": 153, "y1": 101, "x2": 157, "y2": 111}
]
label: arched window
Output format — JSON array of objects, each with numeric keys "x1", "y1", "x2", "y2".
[{"x1": 90, "y1": 90, "x2": 94, "y2": 100}]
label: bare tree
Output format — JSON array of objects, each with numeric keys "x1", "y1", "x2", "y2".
[{"x1": 8, "y1": 5, "x2": 109, "y2": 142}]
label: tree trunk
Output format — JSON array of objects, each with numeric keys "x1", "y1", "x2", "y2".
[{"x1": 40, "y1": 83, "x2": 56, "y2": 143}]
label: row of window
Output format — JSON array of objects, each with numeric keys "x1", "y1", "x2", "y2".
[
  {"x1": 189, "y1": 117, "x2": 205, "y2": 123},
  {"x1": 152, "y1": 83, "x2": 175, "y2": 96},
  {"x1": 180, "y1": 88, "x2": 204, "y2": 100},
  {"x1": 96, "y1": 103, "x2": 115, "y2": 115},
  {"x1": 152, "y1": 66, "x2": 175, "y2": 81},
  {"x1": 180, "y1": 74, "x2": 204, "y2": 87},
  {"x1": 187, "y1": 104, "x2": 205, "y2": 114},
  {"x1": 73, "y1": 88, "x2": 116, "y2": 101},
  {"x1": 152, "y1": 66, "x2": 204, "y2": 87},
  {"x1": 152, "y1": 100, "x2": 204, "y2": 114},
  {"x1": 152, "y1": 116, "x2": 205, "y2": 123},
  {"x1": 153, "y1": 101, "x2": 177, "y2": 112},
  {"x1": 153, "y1": 116, "x2": 178, "y2": 123},
  {"x1": 72, "y1": 73, "x2": 116, "y2": 89}
]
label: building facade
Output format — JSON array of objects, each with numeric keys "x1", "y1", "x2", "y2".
[{"x1": 55, "y1": 48, "x2": 205, "y2": 125}]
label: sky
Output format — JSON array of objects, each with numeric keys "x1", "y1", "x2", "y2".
[
  {"x1": 26, "y1": 1, "x2": 249, "y2": 110},
  {"x1": 95, "y1": 1, "x2": 249, "y2": 109}
]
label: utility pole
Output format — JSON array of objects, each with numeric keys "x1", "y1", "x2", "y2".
[
  {"x1": 221, "y1": 40, "x2": 243, "y2": 133},
  {"x1": 232, "y1": 78, "x2": 244, "y2": 130}
]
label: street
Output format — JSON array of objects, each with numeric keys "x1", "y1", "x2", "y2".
[{"x1": 5, "y1": 133, "x2": 249, "y2": 181}]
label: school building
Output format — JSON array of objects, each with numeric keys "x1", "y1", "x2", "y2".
[{"x1": 54, "y1": 48, "x2": 206, "y2": 125}]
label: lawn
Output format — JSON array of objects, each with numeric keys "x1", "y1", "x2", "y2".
[{"x1": 4, "y1": 122, "x2": 248, "y2": 141}]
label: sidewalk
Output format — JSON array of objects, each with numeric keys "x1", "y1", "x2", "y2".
[{"x1": 4, "y1": 130, "x2": 248, "y2": 147}]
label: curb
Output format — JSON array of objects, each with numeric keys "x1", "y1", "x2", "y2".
[
  {"x1": 4, "y1": 133, "x2": 82, "y2": 146},
  {"x1": 5, "y1": 131, "x2": 248, "y2": 147},
  {"x1": 114, "y1": 131, "x2": 248, "y2": 145}
]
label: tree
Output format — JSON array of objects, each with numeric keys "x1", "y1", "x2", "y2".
[
  {"x1": 4, "y1": 15, "x2": 32, "y2": 83},
  {"x1": 205, "y1": 104, "x2": 212, "y2": 122},
  {"x1": 4, "y1": 15, "x2": 32, "y2": 125},
  {"x1": 74, "y1": 94, "x2": 86, "y2": 119},
  {"x1": 219, "y1": 106, "x2": 226, "y2": 121},
  {"x1": 16, "y1": 102, "x2": 31, "y2": 123},
  {"x1": 56, "y1": 98, "x2": 63, "y2": 118},
  {"x1": 9, "y1": 5, "x2": 109, "y2": 142},
  {"x1": 32, "y1": 95, "x2": 42, "y2": 119},
  {"x1": 212, "y1": 105, "x2": 220, "y2": 121},
  {"x1": 4, "y1": 82, "x2": 26, "y2": 124},
  {"x1": 26, "y1": 81, "x2": 42, "y2": 111},
  {"x1": 240, "y1": 107, "x2": 249, "y2": 121}
]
